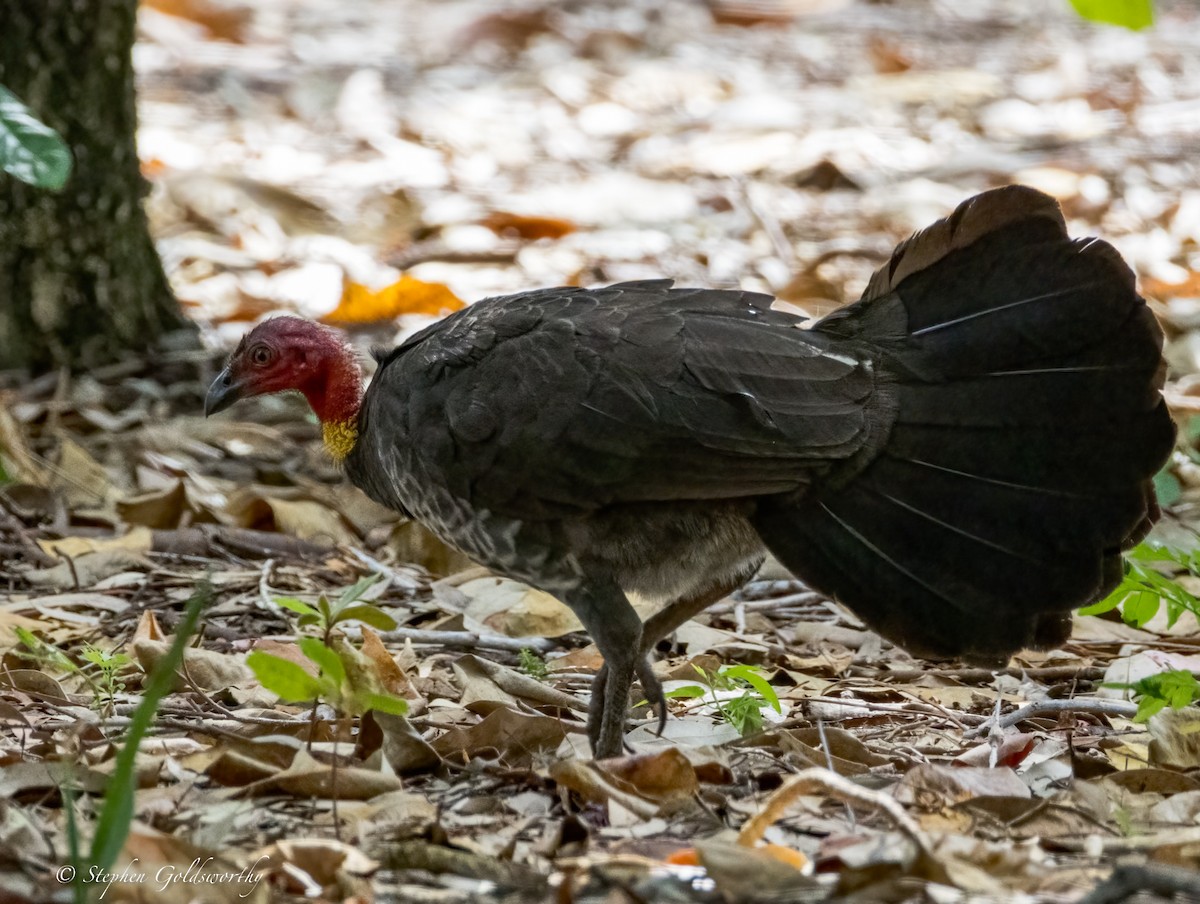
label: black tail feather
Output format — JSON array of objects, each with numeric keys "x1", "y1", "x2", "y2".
[{"x1": 753, "y1": 186, "x2": 1174, "y2": 663}]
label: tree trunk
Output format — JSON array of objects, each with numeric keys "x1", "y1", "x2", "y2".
[{"x1": 0, "y1": 0, "x2": 192, "y2": 374}]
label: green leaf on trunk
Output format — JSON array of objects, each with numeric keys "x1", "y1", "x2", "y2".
[{"x1": 0, "y1": 85, "x2": 72, "y2": 190}]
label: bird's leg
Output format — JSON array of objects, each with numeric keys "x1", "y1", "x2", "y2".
[
  {"x1": 562, "y1": 578, "x2": 643, "y2": 759},
  {"x1": 591, "y1": 656, "x2": 663, "y2": 748},
  {"x1": 601, "y1": 559, "x2": 766, "y2": 740}
]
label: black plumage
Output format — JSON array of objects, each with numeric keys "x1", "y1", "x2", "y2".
[{"x1": 342, "y1": 186, "x2": 1173, "y2": 757}]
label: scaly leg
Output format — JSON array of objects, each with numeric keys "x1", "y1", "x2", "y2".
[
  {"x1": 591, "y1": 557, "x2": 764, "y2": 745},
  {"x1": 561, "y1": 577, "x2": 644, "y2": 759}
]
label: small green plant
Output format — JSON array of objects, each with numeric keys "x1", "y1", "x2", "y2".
[
  {"x1": 1106, "y1": 669, "x2": 1200, "y2": 722},
  {"x1": 273, "y1": 573, "x2": 399, "y2": 637},
  {"x1": 80, "y1": 645, "x2": 134, "y2": 707},
  {"x1": 248, "y1": 574, "x2": 408, "y2": 718},
  {"x1": 64, "y1": 581, "x2": 212, "y2": 904},
  {"x1": 13, "y1": 629, "x2": 133, "y2": 711},
  {"x1": 518, "y1": 647, "x2": 549, "y2": 680},
  {"x1": 247, "y1": 635, "x2": 409, "y2": 718},
  {"x1": 663, "y1": 663, "x2": 782, "y2": 737},
  {"x1": 1081, "y1": 542, "x2": 1200, "y2": 629}
]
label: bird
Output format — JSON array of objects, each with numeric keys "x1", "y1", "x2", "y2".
[{"x1": 206, "y1": 186, "x2": 1175, "y2": 759}]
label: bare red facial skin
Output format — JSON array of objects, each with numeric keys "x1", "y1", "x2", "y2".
[{"x1": 204, "y1": 317, "x2": 363, "y2": 425}]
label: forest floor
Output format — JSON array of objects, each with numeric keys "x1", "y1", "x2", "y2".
[{"x1": 5, "y1": 0, "x2": 1200, "y2": 901}]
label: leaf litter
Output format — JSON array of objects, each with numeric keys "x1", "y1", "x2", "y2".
[{"x1": 6, "y1": 0, "x2": 1200, "y2": 901}]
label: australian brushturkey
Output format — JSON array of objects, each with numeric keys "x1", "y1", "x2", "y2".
[{"x1": 206, "y1": 186, "x2": 1175, "y2": 758}]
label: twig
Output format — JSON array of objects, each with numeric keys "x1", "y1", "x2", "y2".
[
  {"x1": 737, "y1": 178, "x2": 795, "y2": 269},
  {"x1": 849, "y1": 665, "x2": 1106, "y2": 684},
  {"x1": 1052, "y1": 825, "x2": 1200, "y2": 855},
  {"x1": 793, "y1": 696, "x2": 988, "y2": 726},
  {"x1": 346, "y1": 546, "x2": 422, "y2": 591},
  {"x1": 738, "y1": 766, "x2": 935, "y2": 863},
  {"x1": 966, "y1": 698, "x2": 1139, "y2": 739},
  {"x1": 386, "y1": 244, "x2": 521, "y2": 271},
  {"x1": 464, "y1": 655, "x2": 588, "y2": 713},
  {"x1": 817, "y1": 719, "x2": 856, "y2": 829},
  {"x1": 1078, "y1": 863, "x2": 1200, "y2": 904},
  {"x1": 709, "y1": 592, "x2": 824, "y2": 615},
  {"x1": 378, "y1": 626, "x2": 557, "y2": 654},
  {"x1": 258, "y1": 558, "x2": 276, "y2": 608}
]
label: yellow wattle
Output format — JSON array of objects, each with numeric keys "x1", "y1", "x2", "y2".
[{"x1": 321, "y1": 418, "x2": 359, "y2": 461}]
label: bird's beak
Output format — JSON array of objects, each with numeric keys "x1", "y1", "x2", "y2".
[{"x1": 204, "y1": 367, "x2": 243, "y2": 417}]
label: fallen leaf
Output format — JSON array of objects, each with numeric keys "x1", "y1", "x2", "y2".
[
  {"x1": 321, "y1": 275, "x2": 464, "y2": 325},
  {"x1": 1146, "y1": 270, "x2": 1200, "y2": 299},
  {"x1": 133, "y1": 639, "x2": 254, "y2": 692},
  {"x1": 1149, "y1": 709, "x2": 1200, "y2": 770},
  {"x1": 482, "y1": 211, "x2": 577, "y2": 240},
  {"x1": 432, "y1": 708, "x2": 567, "y2": 766},
  {"x1": 23, "y1": 549, "x2": 152, "y2": 589},
  {"x1": 143, "y1": 0, "x2": 253, "y2": 42},
  {"x1": 245, "y1": 748, "x2": 401, "y2": 800},
  {"x1": 893, "y1": 764, "x2": 1031, "y2": 808},
  {"x1": 459, "y1": 575, "x2": 582, "y2": 638}
]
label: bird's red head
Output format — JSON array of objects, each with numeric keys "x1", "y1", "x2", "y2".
[{"x1": 204, "y1": 317, "x2": 363, "y2": 431}]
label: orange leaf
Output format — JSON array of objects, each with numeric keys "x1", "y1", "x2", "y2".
[
  {"x1": 143, "y1": 0, "x2": 252, "y2": 42},
  {"x1": 664, "y1": 849, "x2": 700, "y2": 866},
  {"x1": 321, "y1": 275, "x2": 465, "y2": 325},
  {"x1": 758, "y1": 844, "x2": 809, "y2": 871},
  {"x1": 482, "y1": 211, "x2": 577, "y2": 241},
  {"x1": 1141, "y1": 271, "x2": 1200, "y2": 302}
]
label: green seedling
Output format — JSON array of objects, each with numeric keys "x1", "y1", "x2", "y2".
[
  {"x1": 663, "y1": 663, "x2": 782, "y2": 737},
  {"x1": 518, "y1": 647, "x2": 549, "y2": 680},
  {"x1": 1081, "y1": 542, "x2": 1200, "y2": 629},
  {"x1": 1105, "y1": 669, "x2": 1200, "y2": 722},
  {"x1": 249, "y1": 573, "x2": 407, "y2": 719},
  {"x1": 13, "y1": 628, "x2": 134, "y2": 712}
]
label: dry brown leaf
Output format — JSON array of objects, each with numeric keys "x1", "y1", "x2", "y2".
[
  {"x1": 143, "y1": 0, "x2": 254, "y2": 42},
  {"x1": 1142, "y1": 271, "x2": 1200, "y2": 302},
  {"x1": 0, "y1": 405, "x2": 46, "y2": 483},
  {"x1": 482, "y1": 211, "x2": 577, "y2": 240},
  {"x1": 117, "y1": 481, "x2": 188, "y2": 529},
  {"x1": 0, "y1": 669, "x2": 72, "y2": 703},
  {"x1": 254, "y1": 839, "x2": 377, "y2": 899},
  {"x1": 225, "y1": 489, "x2": 359, "y2": 546},
  {"x1": 549, "y1": 759, "x2": 660, "y2": 819},
  {"x1": 51, "y1": 437, "x2": 115, "y2": 511},
  {"x1": 321, "y1": 275, "x2": 465, "y2": 325},
  {"x1": 249, "y1": 748, "x2": 401, "y2": 800},
  {"x1": 431, "y1": 708, "x2": 567, "y2": 765},
  {"x1": 359, "y1": 626, "x2": 425, "y2": 710},
  {"x1": 1149, "y1": 709, "x2": 1200, "y2": 770},
  {"x1": 459, "y1": 575, "x2": 582, "y2": 638},
  {"x1": 595, "y1": 748, "x2": 700, "y2": 804},
  {"x1": 709, "y1": 0, "x2": 851, "y2": 27},
  {"x1": 132, "y1": 638, "x2": 254, "y2": 692},
  {"x1": 23, "y1": 549, "x2": 152, "y2": 589},
  {"x1": 39, "y1": 528, "x2": 153, "y2": 558},
  {"x1": 375, "y1": 710, "x2": 442, "y2": 774},
  {"x1": 694, "y1": 840, "x2": 814, "y2": 898},
  {"x1": 893, "y1": 764, "x2": 1031, "y2": 808},
  {"x1": 134, "y1": 609, "x2": 165, "y2": 643}
]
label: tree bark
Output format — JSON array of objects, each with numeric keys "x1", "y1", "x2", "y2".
[{"x1": 0, "y1": 0, "x2": 192, "y2": 374}]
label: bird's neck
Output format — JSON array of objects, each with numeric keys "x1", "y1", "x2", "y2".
[{"x1": 303, "y1": 352, "x2": 363, "y2": 462}]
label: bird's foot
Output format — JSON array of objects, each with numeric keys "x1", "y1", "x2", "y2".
[{"x1": 588, "y1": 655, "x2": 667, "y2": 755}]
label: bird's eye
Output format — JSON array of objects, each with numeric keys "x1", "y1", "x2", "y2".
[{"x1": 249, "y1": 345, "x2": 273, "y2": 367}]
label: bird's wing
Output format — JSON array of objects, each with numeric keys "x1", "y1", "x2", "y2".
[{"x1": 359, "y1": 281, "x2": 883, "y2": 520}]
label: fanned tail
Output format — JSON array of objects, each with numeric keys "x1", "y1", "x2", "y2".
[{"x1": 752, "y1": 186, "x2": 1174, "y2": 663}]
